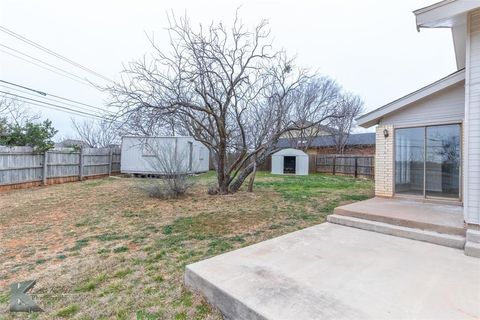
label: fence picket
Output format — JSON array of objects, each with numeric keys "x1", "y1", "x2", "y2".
[
  {"x1": 315, "y1": 154, "x2": 374, "y2": 178},
  {"x1": 0, "y1": 146, "x2": 121, "y2": 189}
]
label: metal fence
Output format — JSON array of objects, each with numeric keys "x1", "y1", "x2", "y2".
[
  {"x1": 0, "y1": 146, "x2": 121, "y2": 190},
  {"x1": 315, "y1": 154, "x2": 374, "y2": 178}
]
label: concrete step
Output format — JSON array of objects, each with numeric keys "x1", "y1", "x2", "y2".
[
  {"x1": 327, "y1": 214, "x2": 466, "y2": 249},
  {"x1": 333, "y1": 206, "x2": 465, "y2": 236},
  {"x1": 464, "y1": 241, "x2": 480, "y2": 258}
]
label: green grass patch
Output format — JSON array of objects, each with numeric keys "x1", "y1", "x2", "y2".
[
  {"x1": 71, "y1": 239, "x2": 89, "y2": 251},
  {"x1": 113, "y1": 246, "x2": 129, "y2": 253},
  {"x1": 175, "y1": 312, "x2": 188, "y2": 320},
  {"x1": 97, "y1": 248, "x2": 110, "y2": 254},
  {"x1": 56, "y1": 304, "x2": 79, "y2": 317},
  {"x1": 0, "y1": 292, "x2": 9, "y2": 304},
  {"x1": 96, "y1": 233, "x2": 129, "y2": 241},
  {"x1": 75, "y1": 274, "x2": 106, "y2": 292},
  {"x1": 114, "y1": 268, "x2": 132, "y2": 278},
  {"x1": 207, "y1": 239, "x2": 233, "y2": 254},
  {"x1": 136, "y1": 310, "x2": 164, "y2": 319}
]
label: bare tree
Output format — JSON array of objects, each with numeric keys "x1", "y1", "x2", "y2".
[
  {"x1": 327, "y1": 93, "x2": 364, "y2": 154},
  {"x1": 282, "y1": 76, "x2": 341, "y2": 152},
  {"x1": 107, "y1": 12, "x2": 343, "y2": 194},
  {"x1": 71, "y1": 118, "x2": 120, "y2": 148},
  {"x1": 140, "y1": 138, "x2": 195, "y2": 198},
  {"x1": 0, "y1": 96, "x2": 40, "y2": 126}
]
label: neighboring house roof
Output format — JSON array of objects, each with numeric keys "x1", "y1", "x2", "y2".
[
  {"x1": 284, "y1": 122, "x2": 336, "y2": 134},
  {"x1": 356, "y1": 69, "x2": 465, "y2": 128},
  {"x1": 277, "y1": 132, "x2": 375, "y2": 149},
  {"x1": 55, "y1": 139, "x2": 90, "y2": 148}
]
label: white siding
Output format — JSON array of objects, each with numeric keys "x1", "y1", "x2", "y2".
[
  {"x1": 121, "y1": 136, "x2": 209, "y2": 174},
  {"x1": 380, "y1": 82, "x2": 465, "y2": 127},
  {"x1": 465, "y1": 9, "x2": 480, "y2": 225}
]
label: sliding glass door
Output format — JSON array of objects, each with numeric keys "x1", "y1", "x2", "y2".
[
  {"x1": 395, "y1": 128, "x2": 425, "y2": 196},
  {"x1": 425, "y1": 125, "x2": 461, "y2": 198},
  {"x1": 395, "y1": 124, "x2": 461, "y2": 199}
]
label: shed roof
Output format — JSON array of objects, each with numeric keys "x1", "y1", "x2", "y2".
[
  {"x1": 272, "y1": 148, "x2": 308, "y2": 157},
  {"x1": 276, "y1": 133, "x2": 375, "y2": 149}
]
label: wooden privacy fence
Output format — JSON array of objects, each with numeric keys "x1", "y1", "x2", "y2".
[
  {"x1": 315, "y1": 154, "x2": 374, "y2": 178},
  {"x1": 0, "y1": 146, "x2": 121, "y2": 190}
]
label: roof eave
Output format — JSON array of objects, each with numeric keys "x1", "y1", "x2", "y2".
[
  {"x1": 414, "y1": 0, "x2": 477, "y2": 30},
  {"x1": 356, "y1": 69, "x2": 465, "y2": 128}
]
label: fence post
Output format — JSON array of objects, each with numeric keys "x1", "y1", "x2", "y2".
[
  {"x1": 108, "y1": 148, "x2": 113, "y2": 176},
  {"x1": 79, "y1": 147, "x2": 84, "y2": 181},
  {"x1": 42, "y1": 151, "x2": 48, "y2": 185},
  {"x1": 354, "y1": 157, "x2": 358, "y2": 178},
  {"x1": 332, "y1": 156, "x2": 336, "y2": 175}
]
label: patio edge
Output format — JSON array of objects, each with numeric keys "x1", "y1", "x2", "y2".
[{"x1": 185, "y1": 264, "x2": 268, "y2": 320}]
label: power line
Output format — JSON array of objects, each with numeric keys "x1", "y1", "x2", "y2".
[
  {"x1": 0, "y1": 79, "x2": 46, "y2": 96},
  {"x1": 0, "y1": 83, "x2": 111, "y2": 116},
  {"x1": 0, "y1": 90, "x2": 109, "y2": 121},
  {"x1": 0, "y1": 80, "x2": 114, "y2": 114},
  {"x1": 0, "y1": 25, "x2": 114, "y2": 83},
  {"x1": 0, "y1": 48, "x2": 94, "y2": 87},
  {"x1": 6, "y1": 96, "x2": 104, "y2": 121},
  {"x1": 0, "y1": 43, "x2": 94, "y2": 85}
]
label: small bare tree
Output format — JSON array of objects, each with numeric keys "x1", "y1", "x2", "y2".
[
  {"x1": 71, "y1": 119, "x2": 120, "y2": 148},
  {"x1": 282, "y1": 76, "x2": 341, "y2": 152},
  {"x1": 140, "y1": 138, "x2": 195, "y2": 199},
  {"x1": 328, "y1": 93, "x2": 364, "y2": 154},
  {"x1": 0, "y1": 96, "x2": 40, "y2": 126}
]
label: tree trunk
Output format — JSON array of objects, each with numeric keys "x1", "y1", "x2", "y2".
[
  {"x1": 247, "y1": 162, "x2": 257, "y2": 192},
  {"x1": 229, "y1": 163, "x2": 254, "y2": 193},
  {"x1": 216, "y1": 144, "x2": 229, "y2": 194}
]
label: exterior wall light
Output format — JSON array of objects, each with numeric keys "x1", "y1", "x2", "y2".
[{"x1": 383, "y1": 129, "x2": 389, "y2": 138}]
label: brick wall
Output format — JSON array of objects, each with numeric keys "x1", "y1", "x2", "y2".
[{"x1": 375, "y1": 125, "x2": 394, "y2": 197}]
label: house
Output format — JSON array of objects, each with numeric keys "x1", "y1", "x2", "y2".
[
  {"x1": 120, "y1": 136, "x2": 209, "y2": 175},
  {"x1": 55, "y1": 139, "x2": 90, "y2": 148},
  {"x1": 355, "y1": 0, "x2": 480, "y2": 257},
  {"x1": 277, "y1": 132, "x2": 375, "y2": 155},
  {"x1": 280, "y1": 122, "x2": 333, "y2": 139},
  {"x1": 271, "y1": 148, "x2": 309, "y2": 175}
]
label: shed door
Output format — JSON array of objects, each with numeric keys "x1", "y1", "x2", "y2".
[{"x1": 284, "y1": 156, "x2": 296, "y2": 174}]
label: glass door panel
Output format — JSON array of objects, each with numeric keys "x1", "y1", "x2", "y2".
[
  {"x1": 426, "y1": 124, "x2": 461, "y2": 198},
  {"x1": 395, "y1": 127, "x2": 425, "y2": 196}
]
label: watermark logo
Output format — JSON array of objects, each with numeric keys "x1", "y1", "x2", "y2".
[{"x1": 9, "y1": 280, "x2": 43, "y2": 312}]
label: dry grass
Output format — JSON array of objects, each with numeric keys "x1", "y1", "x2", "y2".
[{"x1": 0, "y1": 172, "x2": 373, "y2": 319}]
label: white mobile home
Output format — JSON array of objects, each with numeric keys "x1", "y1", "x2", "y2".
[{"x1": 121, "y1": 136, "x2": 209, "y2": 175}]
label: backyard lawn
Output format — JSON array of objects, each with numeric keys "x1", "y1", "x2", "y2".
[{"x1": 0, "y1": 172, "x2": 373, "y2": 319}]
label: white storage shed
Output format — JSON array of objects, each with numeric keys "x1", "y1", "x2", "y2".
[
  {"x1": 121, "y1": 136, "x2": 209, "y2": 175},
  {"x1": 271, "y1": 148, "x2": 309, "y2": 175}
]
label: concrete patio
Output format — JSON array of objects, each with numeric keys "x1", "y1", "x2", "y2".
[
  {"x1": 328, "y1": 197, "x2": 468, "y2": 250},
  {"x1": 185, "y1": 223, "x2": 480, "y2": 320},
  {"x1": 333, "y1": 197, "x2": 464, "y2": 235}
]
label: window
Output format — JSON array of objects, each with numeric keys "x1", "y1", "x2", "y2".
[{"x1": 395, "y1": 124, "x2": 461, "y2": 199}]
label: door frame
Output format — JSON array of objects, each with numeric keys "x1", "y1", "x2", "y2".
[{"x1": 392, "y1": 122, "x2": 463, "y2": 202}]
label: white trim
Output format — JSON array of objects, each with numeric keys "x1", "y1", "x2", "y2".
[
  {"x1": 356, "y1": 69, "x2": 465, "y2": 128},
  {"x1": 464, "y1": 12, "x2": 471, "y2": 224},
  {"x1": 414, "y1": 0, "x2": 478, "y2": 30}
]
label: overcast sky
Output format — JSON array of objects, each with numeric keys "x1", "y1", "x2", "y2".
[{"x1": 0, "y1": 0, "x2": 456, "y2": 139}]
